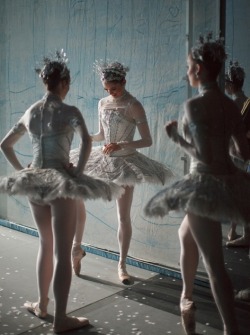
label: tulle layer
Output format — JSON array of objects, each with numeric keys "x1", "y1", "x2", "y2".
[
  {"x1": 144, "y1": 170, "x2": 250, "y2": 225},
  {"x1": 70, "y1": 146, "x2": 173, "y2": 186},
  {"x1": 0, "y1": 168, "x2": 124, "y2": 204}
]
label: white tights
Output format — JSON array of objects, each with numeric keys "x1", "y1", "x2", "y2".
[
  {"x1": 116, "y1": 186, "x2": 134, "y2": 265},
  {"x1": 73, "y1": 186, "x2": 134, "y2": 267}
]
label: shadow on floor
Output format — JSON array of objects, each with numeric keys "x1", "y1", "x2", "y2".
[{"x1": 0, "y1": 225, "x2": 249, "y2": 335}]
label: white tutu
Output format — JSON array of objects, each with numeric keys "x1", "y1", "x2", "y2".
[
  {"x1": 0, "y1": 167, "x2": 124, "y2": 205},
  {"x1": 70, "y1": 146, "x2": 174, "y2": 186},
  {"x1": 144, "y1": 170, "x2": 250, "y2": 225}
]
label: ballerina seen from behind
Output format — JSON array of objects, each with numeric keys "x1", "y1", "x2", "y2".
[{"x1": 145, "y1": 32, "x2": 250, "y2": 335}]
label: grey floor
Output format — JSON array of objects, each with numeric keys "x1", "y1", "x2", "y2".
[{"x1": 0, "y1": 225, "x2": 249, "y2": 335}]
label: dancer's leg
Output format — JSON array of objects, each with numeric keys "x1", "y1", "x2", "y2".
[
  {"x1": 51, "y1": 198, "x2": 89, "y2": 333},
  {"x1": 116, "y1": 186, "x2": 134, "y2": 283},
  {"x1": 72, "y1": 201, "x2": 86, "y2": 275},
  {"x1": 71, "y1": 200, "x2": 86, "y2": 276},
  {"x1": 187, "y1": 213, "x2": 239, "y2": 335},
  {"x1": 178, "y1": 215, "x2": 199, "y2": 334},
  {"x1": 26, "y1": 201, "x2": 53, "y2": 315},
  {"x1": 51, "y1": 198, "x2": 77, "y2": 319},
  {"x1": 116, "y1": 186, "x2": 134, "y2": 263},
  {"x1": 178, "y1": 215, "x2": 199, "y2": 300},
  {"x1": 226, "y1": 223, "x2": 250, "y2": 247},
  {"x1": 73, "y1": 200, "x2": 86, "y2": 248},
  {"x1": 227, "y1": 222, "x2": 238, "y2": 241}
]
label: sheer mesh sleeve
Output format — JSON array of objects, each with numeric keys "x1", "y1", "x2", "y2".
[
  {"x1": 69, "y1": 109, "x2": 84, "y2": 129},
  {"x1": 11, "y1": 122, "x2": 26, "y2": 135}
]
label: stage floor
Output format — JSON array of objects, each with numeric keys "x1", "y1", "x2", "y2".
[{"x1": 0, "y1": 225, "x2": 249, "y2": 335}]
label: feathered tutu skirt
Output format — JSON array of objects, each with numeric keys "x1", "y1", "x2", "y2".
[
  {"x1": 70, "y1": 146, "x2": 174, "y2": 186},
  {"x1": 0, "y1": 167, "x2": 124, "y2": 205},
  {"x1": 144, "y1": 170, "x2": 250, "y2": 225}
]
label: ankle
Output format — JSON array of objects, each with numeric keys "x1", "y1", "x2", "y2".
[
  {"x1": 38, "y1": 297, "x2": 49, "y2": 309},
  {"x1": 72, "y1": 244, "x2": 82, "y2": 251},
  {"x1": 118, "y1": 259, "x2": 126, "y2": 267},
  {"x1": 180, "y1": 297, "x2": 196, "y2": 312},
  {"x1": 53, "y1": 314, "x2": 67, "y2": 325},
  {"x1": 72, "y1": 246, "x2": 85, "y2": 257},
  {"x1": 180, "y1": 295, "x2": 193, "y2": 302}
]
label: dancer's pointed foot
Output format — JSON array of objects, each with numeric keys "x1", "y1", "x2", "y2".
[
  {"x1": 235, "y1": 288, "x2": 250, "y2": 302},
  {"x1": 53, "y1": 316, "x2": 89, "y2": 333},
  {"x1": 24, "y1": 297, "x2": 49, "y2": 319},
  {"x1": 72, "y1": 247, "x2": 86, "y2": 276},
  {"x1": 118, "y1": 262, "x2": 131, "y2": 285},
  {"x1": 180, "y1": 298, "x2": 196, "y2": 335},
  {"x1": 226, "y1": 236, "x2": 250, "y2": 247},
  {"x1": 227, "y1": 227, "x2": 239, "y2": 241}
]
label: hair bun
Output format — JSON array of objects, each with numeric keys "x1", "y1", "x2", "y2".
[{"x1": 35, "y1": 49, "x2": 69, "y2": 80}]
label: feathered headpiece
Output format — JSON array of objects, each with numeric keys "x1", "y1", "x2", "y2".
[
  {"x1": 225, "y1": 60, "x2": 245, "y2": 83},
  {"x1": 93, "y1": 60, "x2": 129, "y2": 82},
  {"x1": 191, "y1": 32, "x2": 227, "y2": 65},
  {"x1": 35, "y1": 49, "x2": 70, "y2": 80}
]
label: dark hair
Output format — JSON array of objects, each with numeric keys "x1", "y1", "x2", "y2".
[
  {"x1": 191, "y1": 32, "x2": 227, "y2": 80},
  {"x1": 225, "y1": 61, "x2": 245, "y2": 89},
  {"x1": 40, "y1": 62, "x2": 70, "y2": 90},
  {"x1": 35, "y1": 50, "x2": 70, "y2": 90},
  {"x1": 225, "y1": 76, "x2": 244, "y2": 90}
]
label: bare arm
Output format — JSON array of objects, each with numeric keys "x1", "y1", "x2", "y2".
[
  {"x1": 92, "y1": 105, "x2": 105, "y2": 142},
  {"x1": 72, "y1": 111, "x2": 92, "y2": 176},
  {"x1": 165, "y1": 120, "x2": 200, "y2": 159},
  {"x1": 235, "y1": 104, "x2": 250, "y2": 160},
  {"x1": 231, "y1": 122, "x2": 250, "y2": 161},
  {"x1": 0, "y1": 121, "x2": 27, "y2": 171},
  {"x1": 166, "y1": 100, "x2": 211, "y2": 163},
  {"x1": 124, "y1": 100, "x2": 152, "y2": 148}
]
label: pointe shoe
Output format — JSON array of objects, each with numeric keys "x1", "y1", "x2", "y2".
[
  {"x1": 226, "y1": 236, "x2": 250, "y2": 247},
  {"x1": 227, "y1": 228, "x2": 238, "y2": 241},
  {"x1": 180, "y1": 298, "x2": 196, "y2": 335},
  {"x1": 118, "y1": 263, "x2": 131, "y2": 285},
  {"x1": 235, "y1": 288, "x2": 250, "y2": 302},
  {"x1": 53, "y1": 316, "x2": 89, "y2": 334},
  {"x1": 24, "y1": 297, "x2": 49, "y2": 319},
  {"x1": 72, "y1": 247, "x2": 86, "y2": 276}
]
